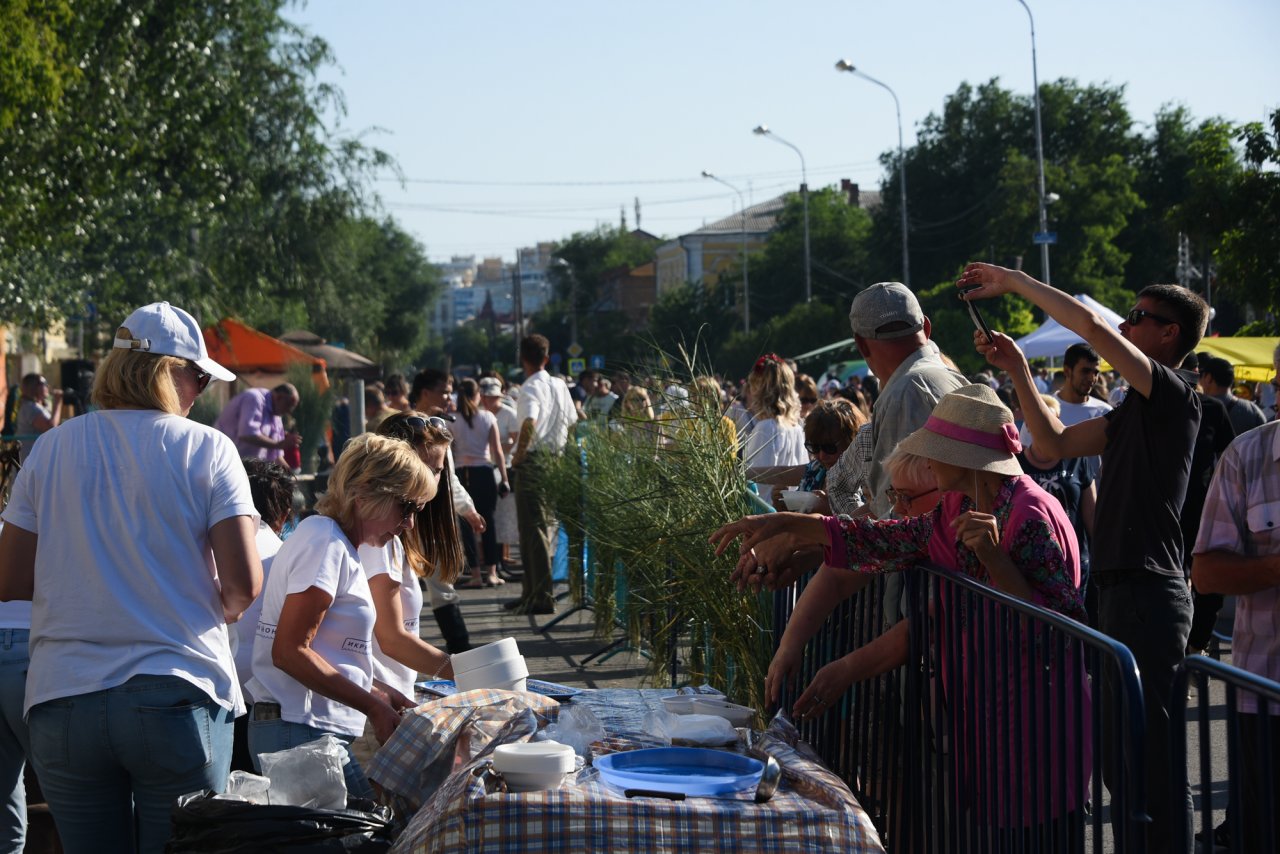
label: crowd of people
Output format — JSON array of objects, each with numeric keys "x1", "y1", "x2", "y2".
[{"x1": 0, "y1": 263, "x2": 1275, "y2": 850}]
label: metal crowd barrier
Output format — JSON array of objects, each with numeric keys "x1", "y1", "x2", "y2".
[
  {"x1": 1172, "y1": 654, "x2": 1280, "y2": 854},
  {"x1": 776, "y1": 563, "x2": 1149, "y2": 853}
]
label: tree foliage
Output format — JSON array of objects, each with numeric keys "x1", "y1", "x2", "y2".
[
  {"x1": 0, "y1": 0, "x2": 77, "y2": 131},
  {"x1": 1215, "y1": 110, "x2": 1280, "y2": 330},
  {"x1": 0, "y1": 0, "x2": 390, "y2": 343}
]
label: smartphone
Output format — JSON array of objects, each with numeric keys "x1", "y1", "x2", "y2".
[{"x1": 957, "y1": 284, "x2": 994, "y2": 344}]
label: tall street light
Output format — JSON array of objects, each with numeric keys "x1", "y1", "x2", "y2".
[
  {"x1": 753, "y1": 125, "x2": 811, "y2": 302},
  {"x1": 1016, "y1": 0, "x2": 1051, "y2": 285},
  {"x1": 835, "y1": 59, "x2": 910, "y2": 287},
  {"x1": 701, "y1": 170, "x2": 751, "y2": 333}
]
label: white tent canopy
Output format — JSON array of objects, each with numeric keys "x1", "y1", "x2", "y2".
[{"x1": 1014, "y1": 295, "x2": 1125, "y2": 360}]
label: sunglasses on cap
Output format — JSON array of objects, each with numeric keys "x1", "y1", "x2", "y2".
[
  {"x1": 1125, "y1": 308, "x2": 1175, "y2": 327},
  {"x1": 805, "y1": 441, "x2": 843, "y2": 455}
]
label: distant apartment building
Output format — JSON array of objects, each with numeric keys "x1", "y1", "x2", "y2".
[{"x1": 428, "y1": 242, "x2": 558, "y2": 338}]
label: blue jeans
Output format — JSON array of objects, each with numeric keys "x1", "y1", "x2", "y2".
[
  {"x1": 28, "y1": 674, "x2": 233, "y2": 854},
  {"x1": 246, "y1": 716, "x2": 373, "y2": 801},
  {"x1": 0, "y1": 630, "x2": 30, "y2": 852}
]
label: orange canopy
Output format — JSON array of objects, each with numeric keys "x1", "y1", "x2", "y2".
[{"x1": 203, "y1": 318, "x2": 329, "y2": 392}]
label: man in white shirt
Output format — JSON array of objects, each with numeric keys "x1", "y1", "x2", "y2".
[
  {"x1": 1019, "y1": 343, "x2": 1112, "y2": 449},
  {"x1": 508, "y1": 334, "x2": 576, "y2": 615}
]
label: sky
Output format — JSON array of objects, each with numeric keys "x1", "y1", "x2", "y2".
[{"x1": 288, "y1": 1, "x2": 1280, "y2": 265}]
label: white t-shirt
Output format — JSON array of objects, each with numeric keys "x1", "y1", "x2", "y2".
[
  {"x1": 493, "y1": 404, "x2": 519, "y2": 463},
  {"x1": 232, "y1": 522, "x2": 284, "y2": 702},
  {"x1": 357, "y1": 538, "x2": 423, "y2": 698},
  {"x1": 1, "y1": 409, "x2": 257, "y2": 716},
  {"x1": 450, "y1": 409, "x2": 497, "y2": 467},
  {"x1": 1019, "y1": 393, "x2": 1113, "y2": 449},
  {"x1": 247, "y1": 515, "x2": 375, "y2": 736},
  {"x1": 515, "y1": 369, "x2": 576, "y2": 454},
  {"x1": 0, "y1": 522, "x2": 30, "y2": 630},
  {"x1": 745, "y1": 417, "x2": 807, "y2": 501}
]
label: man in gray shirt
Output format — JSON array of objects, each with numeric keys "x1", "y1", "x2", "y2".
[{"x1": 1199, "y1": 355, "x2": 1266, "y2": 436}]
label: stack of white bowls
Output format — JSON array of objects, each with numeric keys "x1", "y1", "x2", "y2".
[{"x1": 452, "y1": 636, "x2": 529, "y2": 692}]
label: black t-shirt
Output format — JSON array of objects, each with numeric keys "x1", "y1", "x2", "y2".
[
  {"x1": 1179, "y1": 393, "x2": 1235, "y2": 573},
  {"x1": 1092, "y1": 360, "x2": 1201, "y2": 577},
  {"x1": 1018, "y1": 453, "x2": 1093, "y2": 574}
]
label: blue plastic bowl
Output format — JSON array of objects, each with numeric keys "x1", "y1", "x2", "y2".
[{"x1": 594, "y1": 747, "x2": 763, "y2": 796}]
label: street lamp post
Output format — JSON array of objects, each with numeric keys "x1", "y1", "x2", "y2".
[
  {"x1": 1016, "y1": 0, "x2": 1051, "y2": 285},
  {"x1": 701, "y1": 170, "x2": 751, "y2": 333},
  {"x1": 753, "y1": 125, "x2": 811, "y2": 302},
  {"x1": 835, "y1": 59, "x2": 910, "y2": 287}
]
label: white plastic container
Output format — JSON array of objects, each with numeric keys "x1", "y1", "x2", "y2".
[
  {"x1": 492, "y1": 741, "x2": 576, "y2": 792},
  {"x1": 691, "y1": 697, "x2": 756, "y2": 727},
  {"x1": 452, "y1": 637, "x2": 520, "y2": 675},
  {"x1": 455, "y1": 654, "x2": 529, "y2": 693},
  {"x1": 779, "y1": 489, "x2": 821, "y2": 513},
  {"x1": 660, "y1": 696, "x2": 696, "y2": 715}
]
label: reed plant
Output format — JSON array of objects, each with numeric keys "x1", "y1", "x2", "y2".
[{"x1": 542, "y1": 343, "x2": 775, "y2": 712}]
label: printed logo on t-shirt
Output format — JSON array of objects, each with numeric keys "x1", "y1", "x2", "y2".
[
  {"x1": 403, "y1": 618, "x2": 419, "y2": 633},
  {"x1": 256, "y1": 622, "x2": 277, "y2": 640},
  {"x1": 342, "y1": 637, "x2": 370, "y2": 655}
]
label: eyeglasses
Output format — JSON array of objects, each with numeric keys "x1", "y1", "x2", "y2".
[
  {"x1": 799, "y1": 397, "x2": 819, "y2": 405},
  {"x1": 186, "y1": 361, "x2": 211, "y2": 394},
  {"x1": 1125, "y1": 308, "x2": 1175, "y2": 327},
  {"x1": 805, "y1": 441, "x2": 843, "y2": 455},
  {"x1": 885, "y1": 486, "x2": 939, "y2": 509},
  {"x1": 385, "y1": 415, "x2": 452, "y2": 442}
]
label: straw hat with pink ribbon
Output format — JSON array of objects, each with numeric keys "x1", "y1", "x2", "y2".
[{"x1": 897, "y1": 384, "x2": 1023, "y2": 477}]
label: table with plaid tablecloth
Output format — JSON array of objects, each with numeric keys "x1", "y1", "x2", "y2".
[{"x1": 372, "y1": 687, "x2": 885, "y2": 854}]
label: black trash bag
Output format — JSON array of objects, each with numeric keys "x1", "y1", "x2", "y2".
[{"x1": 166, "y1": 790, "x2": 396, "y2": 853}]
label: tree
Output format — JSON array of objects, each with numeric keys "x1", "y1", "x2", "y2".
[
  {"x1": 534, "y1": 224, "x2": 658, "y2": 358},
  {"x1": 746, "y1": 187, "x2": 873, "y2": 324},
  {"x1": 647, "y1": 280, "x2": 738, "y2": 366},
  {"x1": 716, "y1": 300, "x2": 851, "y2": 379},
  {"x1": 0, "y1": 0, "x2": 388, "y2": 335},
  {"x1": 0, "y1": 0, "x2": 77, "y2": 131},
  {"x1": 870, "y1": 79, "x2": 1142, "y2": 311},
  {"x1": 1216, "y1": 110, "x2": 1280, "y2": 330}
]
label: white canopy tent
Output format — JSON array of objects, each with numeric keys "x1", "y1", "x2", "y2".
[{"x1": 1014, "y1": 295, "x2": 1126, "y2": 360}]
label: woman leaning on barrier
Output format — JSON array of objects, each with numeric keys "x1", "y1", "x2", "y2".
[
  {"x1": 0, "y1": 302, "x2": 261, "y2": 854},
  {"x1": 712, "y1": 384, "x2": 1090, "y2": 840}
]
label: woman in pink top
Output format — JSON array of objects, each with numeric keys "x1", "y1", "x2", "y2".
[{"x1": 450, "y1": 378, "x2": 510, "y2": 588}]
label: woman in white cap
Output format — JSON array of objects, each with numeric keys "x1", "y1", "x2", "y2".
[
  {"x1": 0, "y1": 302, "x2": 261, "y2": 853},
  {"x1": 711, "y1": 383, "x2": 1088, "y2": 839},
  {"x1": 450, "y1": 378, "x2": 510, "y2": 588}
]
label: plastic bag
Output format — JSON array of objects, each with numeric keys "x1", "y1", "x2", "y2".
[
  {"x1": 217, "y1": 771, "x2": 271, "y2": 805},
  {"x1": 643, "y1": 711, "x2": 739, "y2": 746},
  {"x1": 538, "y1": 703, "x2": 604, "y2": 757},
  {"x1": 257, "y1": 734, "x2": 348, "y2": 810},
  {"x1": 167, "y1": 790, "x2": 393, "y2": 853}
]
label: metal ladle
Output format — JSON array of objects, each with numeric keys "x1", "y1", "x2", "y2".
[{"x1": 754, "y1": 754, "x2": 782, "y2": 803}]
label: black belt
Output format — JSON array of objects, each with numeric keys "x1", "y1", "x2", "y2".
[{"x1": 252, "y1": 702, "x2": 281, "y2": 721}]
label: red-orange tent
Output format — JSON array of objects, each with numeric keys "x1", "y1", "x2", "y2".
[{"x1": 203, "y1": 318, "x2": 330, "y2": 392}]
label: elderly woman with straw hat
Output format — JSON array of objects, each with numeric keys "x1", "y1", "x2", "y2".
[
  {"x1": 711, "y1": 383, "x2": 1089, "y2": 834},
  {"x1": 712, "y1": 384, "x2": 1083, "y2": 616}
]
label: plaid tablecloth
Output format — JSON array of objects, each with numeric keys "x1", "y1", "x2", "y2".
[{"x1": 378, "y1": 688, "x2": 884, "y2": 854}]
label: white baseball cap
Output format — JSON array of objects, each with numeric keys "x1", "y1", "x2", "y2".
[{"x1": 112, "y1": 302, "x2": 236, "y2": 383}]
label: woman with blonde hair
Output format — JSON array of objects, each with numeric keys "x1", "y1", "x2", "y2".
[
  {"x1": 744, "y1": 353, "x2": 807, "y2": 501},
  {"x1": 247, "y1": 432, "x2": 435, "y2": 799},
  {"x1": 0, "y1": 302, "x2": 260, "y2": 852},
  {"x1": 347, "y1": 412, "x2": 469, "y2": 765}
]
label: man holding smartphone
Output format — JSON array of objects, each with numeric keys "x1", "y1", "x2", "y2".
[{"x1": 960, "y1": 262, "x2": 1208, "y2": 852}]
